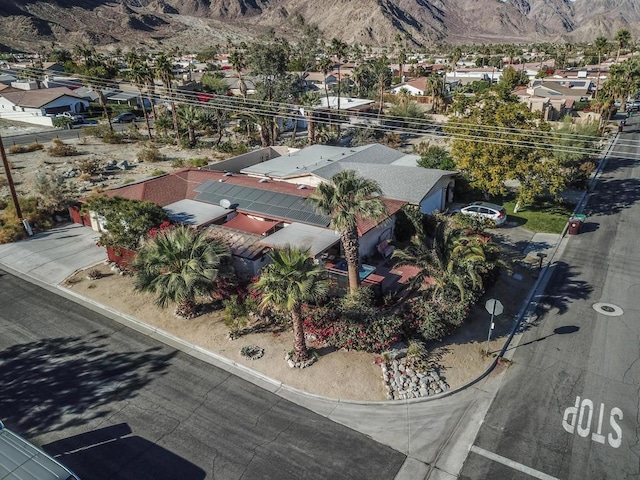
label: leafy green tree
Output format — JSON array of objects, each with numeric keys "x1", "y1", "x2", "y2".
[
  {"x1": 414, "y1": 143, "x2": 455, "y2": 170},
  {"x1": 446, "y1": 92, "x2": 564, "y2": 210},
  {"x1": 552, "y1": 117, "x2": 601, "y2": 187},
  {"x1": 133, "y1": 225, "x2": 231, "y2": 319},
  {"x1": 497, "y1": 66, "x2": 529, "y2": 93},
  {"x1": 308, "y1": 170, "x2": 387, "y2": 294},
  {"x1": 82, "y1": 195, "x2": 168, "y2": 250},
  {"x1": 251, "y1": 246, "x2": 328, "y2": 362}
]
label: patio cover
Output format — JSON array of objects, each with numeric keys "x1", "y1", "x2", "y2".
[
  {"x1": 259, "y1": 222, "x2": 339, "y2": 257},
  {"x1": 164, "y1": 199, "x2": 229, "y2": 226},
  {"x1": 223, "y1": 213, "x2": 279, "y2": 235}
]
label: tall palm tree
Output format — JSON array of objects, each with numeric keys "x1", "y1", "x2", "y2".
[
  {"x1": 594, "y1": 36, "x2": 609, "y2": 95},
  {"x1": 129, "y1": 61, "x2": 154, "y2": 139},
  {"x1": 317, "y1": 56, "x2": 334, "y2": 108},
  {"x1": 329, "y1": 38, "x2": 349, "y2": 113},
  {"x1": 300, "y1": 91, "x2": 320, "y2": 145},
  {"x1": 252, "y1": 246, "x2": 328, "y2": 362},
  {"x1": 308, "y1": 170, "x2": 387, "y2": 294},
  {"x1": 154, "y1": 53, "x2": 181, "y2": 145},
  {"x1": 133, "y1": 225, "x2": 231, "y2": 319},
  {"x1": 615, "y1": 29, "x2": 632, "y2": 63},
  {"x1": 229, "y1": 49, "x2": 248, "y2": 100}
]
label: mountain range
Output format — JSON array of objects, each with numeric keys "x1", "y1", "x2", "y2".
[{"x1": 0, "y1": 0, "x2": 639, "y2": 53}]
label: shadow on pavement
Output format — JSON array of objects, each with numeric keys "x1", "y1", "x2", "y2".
[
  {"x1": 44, "y1": 424, "x2": 206, "y2": 480},
  {"x1": 533, "y1": 261, "x2": 594, "y2": 317},
  {"x1": 0, "y1": 333, "x2": 176, "y2": 437},
  {"x1": 505, "y1": 325, "x2": 580, "y2": 351}
]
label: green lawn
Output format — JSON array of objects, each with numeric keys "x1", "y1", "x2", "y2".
[{"x1": 502, "y1": 199, "x2": 576, "y2": 233}]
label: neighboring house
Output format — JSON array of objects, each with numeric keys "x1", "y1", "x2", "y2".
[
  {"x1": 0, "y1": 87, "x2": 88, "y2": 126},
  {"x1": 223, "y1": 76, "x2": 258, "y2": 96},
  {"x1": 391, "y1": 77, "x2": 429, "y2": 96},
  {"x1": 527, "y1": 78, "x2": 592, "y2": 102},
  {"x1": 237, "y1": 143, "x2": 456, "y2": 219}
]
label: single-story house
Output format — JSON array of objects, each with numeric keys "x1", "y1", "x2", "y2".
[
  {"x1": 391, "y1": 77, "x2": 429, "y2": 96},
  {"x1": 73, "y1": 168, "x2": 404, "y2": 275},
  {"x1": 0, "y1": 87, "x2": 89, "y2": 126},
  {"x1": 527, "y1": 79, "x2": 592, "y2": 102}
]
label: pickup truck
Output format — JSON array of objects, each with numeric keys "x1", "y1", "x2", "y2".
[{"x1": 56, "y1": 111, "x2": 84, "y2": 123}]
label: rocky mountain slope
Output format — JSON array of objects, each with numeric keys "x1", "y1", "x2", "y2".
[{"x1": 1, "y1": 0, "x2": 639, "y2": 52}]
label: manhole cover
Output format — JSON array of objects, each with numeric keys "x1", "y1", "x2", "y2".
[{"x1": 592, "y1": 302, "x2": 624, "y2": 316}]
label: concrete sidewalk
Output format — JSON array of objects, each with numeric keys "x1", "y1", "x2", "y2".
[{"x1": 0, "y1": 222, "x2": 560, "y2": 480}]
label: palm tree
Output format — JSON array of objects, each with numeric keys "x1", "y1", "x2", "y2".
[
  {"x1": 308, "y1": 170, "x2": 387, "y2": 294},
  {"x1": 177, "y1": 105, "x2": 201, "y2": 147},
  {"x1": 129, "y1": 61, "x2": 154, "y2": 139},
  {"x1": 393, "y1": 216, "x2": 492, "y2": 302},
  {"x1": 317, "y1": 56, "x2": 334, "y2": 108},
  {"x1": 252, "y1": 246, "x2": 328, "y2": 362},
  {"x1": 329, "y1": 38, "x2": 349, "y2": 113},
  {"x1": 154, "y1": 53, "x2": 181, "y2": 145},
  {"x1": 229, "y1": 49, "x2": 248, "y2": 100},
  {"x1": 594, "y1": 36, "x2": 609, "y2": 94},
  {"x1": 300, "y1": 91, "x2": 321, "y2": 145},
  {"x1": 615, "y1": 29, "x2": 632, "y2": 63},
  {"x1": 133, "y1": 225, "x2": 231, "y2": 319}
]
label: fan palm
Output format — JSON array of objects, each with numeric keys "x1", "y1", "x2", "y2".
[
  {"x1": 154, "y1": 53, "x2": 181, "y2": 145},
  {"x1": 129, "y1": 61, "x2": 154, "y2": 139},
  {"x1": 252, "y1": 246, "x2": 328, "y2": 362},
  {"x1": 308, "y1": 170, "x2": 387, "y2": 294},
  {"x1": 177, "y1": 105, "x2": 202, "y2": 147},
  {"x1": 133, "y1": 225, "x2": 231, "y2": 319}
]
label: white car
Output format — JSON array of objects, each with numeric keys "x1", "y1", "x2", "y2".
[{"x1": 459, "y1": 201, "x2": 507, "y2": 226}]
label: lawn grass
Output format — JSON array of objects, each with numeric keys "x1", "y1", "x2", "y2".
[{"x1": 502, "y1": 198, "x2": 576, "y2": 233}]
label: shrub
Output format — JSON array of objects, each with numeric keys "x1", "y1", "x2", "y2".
[
  {"x1": 122, "y1": 178, "x2": 135, "y2": 185},
  {"x1": 8, "y1": 142, "x2": 43, "y2": 154},
  {"x1": 216, "y1": 141, "x2": 248, "y2": 156},
  {"x1": 406, "y1": 340, "x2": 430, "y2": 370},
  {"x1": 171, "y1": 158, "x2": 186, "y2": 168},
  {"x1": 47, "y1": 139, "x2": 78, "y2": 157},
  {"x1": 76, "y1": 157, "x2": 101, "y2": 175},
  {"x1": 188, "y1": 157, "x2": 209, "y2": 168},
  {"x1": 402, "y1": 297, "x2": 471, "y2": 342},
  {"x1": 223, "y1": 295, "x2": 251, "y2": 338},
  {"x1": 84, "y1": 124, "x2": 111, "y2": 138},
  {"x1": 52, "y1": 117, "x2": 73, "y2": 129},
  {"x1": 101, "y1": 131, "x2": 126, "y2": 144},
  {"x1": 150, "y1": 169, "x2": 167, "y2": 177},
  {"x1": 137, "y1": 146, "x2": 165, "y2": 163},
  {"x1": 453, "y1": 212, "x2": 495, "y2": 232}
]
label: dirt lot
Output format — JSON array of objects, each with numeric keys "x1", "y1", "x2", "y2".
[{"x1": 1, "y1": 124, "x2": 227, "y2": 200}]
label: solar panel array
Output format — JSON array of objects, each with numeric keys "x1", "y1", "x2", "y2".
[{"x1": 194, "y1": 181, "x2": 331, "y2": 227}]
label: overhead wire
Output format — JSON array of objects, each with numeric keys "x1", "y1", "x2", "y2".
[{"x1": 4, "y1": 66, "x2": 639, "y2": 158}]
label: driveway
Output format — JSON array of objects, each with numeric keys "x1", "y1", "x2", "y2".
[{"x1": 0, "y1": 223, "x2": 104, "y2": 284}]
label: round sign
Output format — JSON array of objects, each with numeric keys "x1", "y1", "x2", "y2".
[{"x1": 485, "y1": 299, "x2": 504, "y2": 316}]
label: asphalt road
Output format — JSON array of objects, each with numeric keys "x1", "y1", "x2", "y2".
[
  {"x1": 0, "y1": 271, "x2": 405, "y2": 480},
  {"x1": 2, "y1": 122, "x2": 133, "y2": 146},
  {"x1": 459, "y1": 120, "x2": 640, "y2": 479}
]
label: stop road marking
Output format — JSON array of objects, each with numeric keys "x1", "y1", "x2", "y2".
[{"x1": 562, "y1": 396, "x2": 622, "y2": 448}]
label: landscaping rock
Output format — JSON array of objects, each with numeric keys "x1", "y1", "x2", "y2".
[{"x1": 379, "y1": 358, "x2": 449, "y2": 400}]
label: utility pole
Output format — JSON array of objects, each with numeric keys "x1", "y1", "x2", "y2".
[{"x1": 0, "y1": 134, "x2": 31, "y2": 235}]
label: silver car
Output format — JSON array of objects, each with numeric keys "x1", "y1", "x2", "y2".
[{"x1": 459, "y1": 201, "x2": 507, "y2": 226}]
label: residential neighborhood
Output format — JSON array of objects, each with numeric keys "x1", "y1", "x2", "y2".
[{"x1": 1, "y1": 28, "x2": 639, "y2": 480}]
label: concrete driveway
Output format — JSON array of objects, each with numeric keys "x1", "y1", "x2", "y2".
[{"x1": 0, "y1": 223, "x2": 104, "y2": 284}]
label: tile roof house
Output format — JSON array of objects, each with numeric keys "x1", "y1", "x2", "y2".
[
  {"x1": 0, "y1": 87, "x2": 89, "y2": 126},
  {"x1": 75, "y1": 167, "x2": 406, "y2": 274}
]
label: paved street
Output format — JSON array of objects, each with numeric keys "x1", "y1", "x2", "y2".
[
  {"x1": 0, "y1": 270, "x2": 406, "y2": 480},
  {"x1": 459, "y1": 120, "x2": 640, "y2": 479}
]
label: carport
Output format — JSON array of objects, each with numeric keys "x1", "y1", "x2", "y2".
[{"x1": 259, "y1": 223, "x2": 340, "y2": 257}]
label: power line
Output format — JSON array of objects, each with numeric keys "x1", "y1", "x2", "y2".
[{"x1": 4, "y1": 66, "x2": 639, "y2": 158}]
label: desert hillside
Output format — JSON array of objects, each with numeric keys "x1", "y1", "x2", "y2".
[{"x1": 0, "y1": 0, "x2": 639, "y2": 51}]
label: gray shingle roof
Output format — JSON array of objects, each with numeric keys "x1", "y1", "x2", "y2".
[{"x1": 312, "y1": 163, "x2": 455, "y2": 204}]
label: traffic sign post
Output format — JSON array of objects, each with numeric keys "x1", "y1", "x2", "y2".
[{"x1": 485, "y1": 299, "x2": 504, "y2": 354}]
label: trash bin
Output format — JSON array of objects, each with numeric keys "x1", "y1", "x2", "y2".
[{"x1": 568, "y1": 214, "x2": 586, "y2": 235}]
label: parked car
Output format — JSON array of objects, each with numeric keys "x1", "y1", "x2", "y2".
[
  {"x1": 56, "y1": 111, "x2": 84, "y2": 123},
  {"x1": 113, "y1": 112, "x2": 137, "y2": 123},
  {"x1": 459, "y1": 201, "x2": 507, "y2": 226},
  {"x1": 626, "y1": 101, "x2": 640, "y2": 112}
]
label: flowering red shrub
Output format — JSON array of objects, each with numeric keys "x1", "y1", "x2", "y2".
[
  {"x1": 146, "y1": 221, "x2": 173, "y2": 239},
  {"x1": 302, "y1": 304, "x2": 404, "y2": 353}
]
